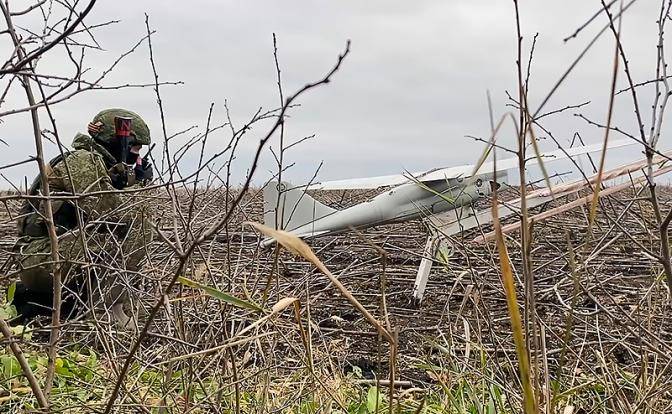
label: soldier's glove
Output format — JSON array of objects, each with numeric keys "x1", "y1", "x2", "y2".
[
  {"x1": 134, "y1": 158, "x2": 153, "y2": 184},
  {"x1": 109, "y1": 163, "x2": 136, "y2": 189}
]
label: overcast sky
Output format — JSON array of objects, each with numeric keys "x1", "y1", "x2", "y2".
[{"x1": 0, "y1": 1, "x2": 669, "y2": 188}]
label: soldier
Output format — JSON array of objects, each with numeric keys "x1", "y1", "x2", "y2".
[{"x1": 11, "y1": 108, "x2": 154, "y2": 329}]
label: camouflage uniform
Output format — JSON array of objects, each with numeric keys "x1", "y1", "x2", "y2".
[{"x1": 14, "y1": 110, "x2": 153, "y2": 302}]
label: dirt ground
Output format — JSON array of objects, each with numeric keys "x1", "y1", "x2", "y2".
[{"x1": 1, "y1": 186, "x2": 670, "y2": 387}]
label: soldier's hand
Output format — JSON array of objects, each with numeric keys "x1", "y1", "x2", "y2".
[
  {"x1": 109, "y1": 163, "x2": 128, "y2": 189},
  {"x1": 134, "y1": 158, "x2": 153, "y2": 184}
]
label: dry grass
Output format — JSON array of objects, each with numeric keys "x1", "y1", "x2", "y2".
[{"x1": 0, "y1": 184, "x2": 670, "y2": 412}]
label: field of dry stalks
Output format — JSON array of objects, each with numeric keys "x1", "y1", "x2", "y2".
[{"x1": 1, "y1": 183, "x2": 670, "y2": 413}]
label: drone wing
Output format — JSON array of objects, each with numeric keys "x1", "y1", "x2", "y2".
[{"x1": 306, "y1": 139, "x2": 634, "y2": 190}]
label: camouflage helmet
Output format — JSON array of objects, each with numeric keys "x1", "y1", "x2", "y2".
[{"x1": 88, "y1": 108, "x2": 151, "y2": 146}]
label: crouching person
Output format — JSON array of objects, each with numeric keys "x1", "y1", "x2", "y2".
[{"x1": 11, "y1": 108, "x2": 154, "y2": 330}]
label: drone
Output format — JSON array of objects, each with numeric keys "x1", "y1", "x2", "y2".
[{"x1": 263, "y1": 138, "x2": 647, "y2": 301}]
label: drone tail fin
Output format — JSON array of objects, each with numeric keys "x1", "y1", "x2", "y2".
[{"x1": 263, "y1": 181, "x2": 337, "y2": 231}]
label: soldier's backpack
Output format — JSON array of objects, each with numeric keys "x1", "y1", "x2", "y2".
[{"x1": 16, "y1": 153, "x2": 78, "y2": 238}]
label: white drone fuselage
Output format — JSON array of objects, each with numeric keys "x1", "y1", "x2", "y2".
[{"x1": 262, "y1": 174, "x2": 497, "y2": 246}]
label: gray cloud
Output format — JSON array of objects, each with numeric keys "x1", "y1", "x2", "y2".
[{"x1": 0, "y1": 0, "x2": 668, "y2": 188}]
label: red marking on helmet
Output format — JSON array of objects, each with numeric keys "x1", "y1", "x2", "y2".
[{"x1": 114, "y1": 116, "x2": 132, "y2": 137}]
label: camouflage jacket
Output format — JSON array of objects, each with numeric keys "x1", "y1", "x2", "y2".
[{"x1": 17, "y1": 133, "x2": 149, "y2": 239}]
